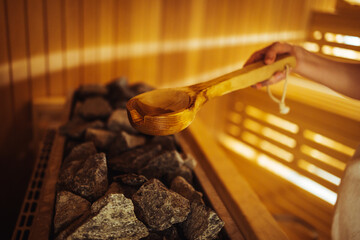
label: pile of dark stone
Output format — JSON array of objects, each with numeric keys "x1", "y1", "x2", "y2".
[{"x1": 55, "y1": 78, "x2": 225, "y2": 240}]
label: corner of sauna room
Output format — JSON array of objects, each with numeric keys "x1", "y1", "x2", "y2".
[{"x1": 1, "y1": 0, "x2": 360, "y2": 239}]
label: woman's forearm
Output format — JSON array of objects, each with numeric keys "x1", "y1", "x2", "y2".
[{"x1": 294, "y1": 46, "x2": 360, "y2": 100}]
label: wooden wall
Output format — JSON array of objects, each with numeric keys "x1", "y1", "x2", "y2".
[{"x1": 0, "y1": 0, "x2": 335, "y2": 238}]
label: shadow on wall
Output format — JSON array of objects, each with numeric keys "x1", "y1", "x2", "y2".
[{"x1": 0, "y1": 83, "x2": 34, "y2": 240}]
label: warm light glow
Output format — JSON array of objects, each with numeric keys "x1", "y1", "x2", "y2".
[
  {"x1": 344, "y1": 0, "x2": 360, "y2": 6},
  {"x1": 321, "y1": 45, "x2": 360, "y2": 60},
  {"x1": 228, "y1": 112, "x2": 242, "y2": 124},
  {"x1": 227, "y1": 124, "x2": 241, "y2": 136},
  {"x1": 245, "y1": 106, "x2": 299, "y2": 134},
  {"x1": 243, "y1": 118, "x2": 296, "y2": 148},
  {"x1": 313, "y1": 31, "x2": 322, "y2": 40},
  {"x1": 220, "y1": 133, "x2": 256, "y2": 160},
  {"x1": 322, "y1": 45, "x2": 333, "y2": 55},
  {"x1": 262, "y1": 127, "x2": 296, "y2": 148},
  {"x1": 324, "y1": 32, "x2": 336, "y2": 42},
  {"x1": 298, "y1": 159, "x2": 341, "y2": 185},
  {"x1": 303, "y1": 130, "x2": 355, "y2": 156},
  {"x1": 242, "y1": 131, "x2": 294, "y2": 162},
  {"x1": 303, "y1": 42, "x2": 319, "y2": 52},
  {"x1": 0, "y1": 31, "x2": 305, "y2": 84},
  {"x1": 220, "y1": 133, "x2": 337, "y2": 205},
  {"x1": 234, "y1": 101, "x2": 245, "y2": 112},
  {"x1": 332, "y1": 47, "x2": 360, "y2": 60},
  {"x1": 301, "y1": 145, "x2": 346, "y2": 170},
  {"x1": 325, "y1": 32, "x2": 360, "y2": 47},
  {"x1": 257, "y1": 154, "x2": 337, "y2": 205}
]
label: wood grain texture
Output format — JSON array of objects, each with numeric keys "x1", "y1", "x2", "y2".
[
  {"x1": 126, "y1": 55, "x2": 296, "y2": 135},
  {"x1": 185, "y1": 118, "x2": 289, "y2": 240},
  {"x1": 0, "y1": 1, "x2": 346, "y2": 238}
]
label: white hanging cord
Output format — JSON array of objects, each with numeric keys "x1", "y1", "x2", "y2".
[{"x1": 266, "y1": 64, "x2": 290, "y2": 114}]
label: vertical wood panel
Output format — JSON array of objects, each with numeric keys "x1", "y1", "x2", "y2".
[
  {"x1": 46, "y1": 0, "x2": 65, "y2": 96},
  {"x1": 183, "y1": 0, "x2": 205, "y2": 85},
  {"x1": 139, "y1": 0, "x2": 162, "y2": 87},
  {"x1": 0, "y1": 0, "x2": 14, "y2": 148},
  {"x1": 27, "y1": 0, "x2": 47, "y2": 98},
  {"x1": 99, "y1": 0, "x2": 114, "y2": 84},
  {"x1": 64, "y1": 0, "x2": 81, "y2": 93},
  {"x1": 2, "y1": 0, "x2": 33, "y2": 238},
  {"x1": 83, "y1": 0, "x2": 100, "y2": 84},
  {"x1": 113, "y1": 0, "x2": 131, "y2": 79},
  {"x1": 128, "y1": 0, "x2": 147, "y2": 84},
  {"x1": 159, "y1": 1, "x2": 189, "y2": 85},
  {"x1": 6, "y1": 0, "x2": 31, "y2": 113}
]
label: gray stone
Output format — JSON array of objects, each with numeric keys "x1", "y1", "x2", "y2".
[
  {"x1": 79, "y1": 97, "x2": 112, "y2": 120},
  {"x1": 53, "y1": 191, "x2": 91, "y2": 235},
  {"x1": 107, "y1": 77, "x2": 135, "y2": 101},
  {"x1": 162, "y1": 226, "x2": 182, "y2": 240},
  {"x1": 77, "y1": 84, "x2": 108, "y2": 99},
  {"x1": 107, "y1": 109, "x2": 137, "y2": 134},
  {"x1": 183, "y1": 153, "x2": 197, "y2": 170},
  {"x1": 113, "y1": 173, "x2": 148, "y2": 187},
  {"x1": 105, "y1": 182, "x2": 123, "y2": 195},
  {"x1": 72, "y1": 101, "x2": 83, "y2": 117},
  {"x1": 68, "y1": 193, "x2": 149, "y2": 240},
  {"x1": 59, "y1": 118, "x2": 105, "y2": 139},
  {"x1": 108, "y1": 143, "x2": 162, "y2": 172},
  {"x1": 63, "y1": 141, "x2": 97, "y2": 164},
  {"x1": 59, "y1": 142, "x2": 98, "y2": 188},
  {"x1": 109, "y1": 131, "x2": 146, "y2": 156},
  {"x1": 181, "y1": 202, "x2": 224, "y2": 240},
  {"x1": 138, "y1": 150, "x2": 184, "y2": 180},
  {"x1": 166, "y1": 164, "x2": 194, "y2": 185},
  {"x1": 151, "y1": 135, "x2": 177, "y2": 151},
  {"x1": 132, "y1": 179, "x2": 190, "y2": 231},
  {"x1": 129, "y1": 82, "x2": 155, "y2": 95},
  {"x1": 170, "y1": 176, "x2": 203, "y2": 204},
  {"x1": 85, "y1": 128, "x2": 116, "y2": 150},
  {"x1": 59, "y1": 153, "x2": 108, "y2": 202}
]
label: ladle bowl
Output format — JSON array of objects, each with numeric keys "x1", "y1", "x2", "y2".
[{"x1": 127, "y1": 54, "x2": 296, "y2": 135}]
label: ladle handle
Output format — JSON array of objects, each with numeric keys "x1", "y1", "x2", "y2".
[{"x1": 191, "y1": 54, "x2": 296, "y2": 99}]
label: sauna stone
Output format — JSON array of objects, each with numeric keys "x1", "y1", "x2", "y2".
[
  {"x1": 171, "y1": 176, "x2": 203, "y2": 204},
  {"x1": 151, "y1": 135, "x2": 178, "y2": 151},
  {"x1": 181, "y1": 202, "x2": 224, "y2": 240},
  {"x1": 105, "y1": 181, "x2": 138, "y2": 199},
  {"x1": 68, "y1": 193, "x2": 149, "y2": 240},
  {"x1": 166, "y1": 164, "x2": 194, "y2": 186},
  {"x1": 76, "y1": 84, "x2": 108, "y2": 99},
  {"x1": 59, "y1": 142, "x2": 98, "y2": 185},
  {"x1": 138, "y1": 150, "x2": 184, "y2": 180},
  {"x1": 53, "y1": 191, "x2": 91, "y2": 235},
  {"x1": 105, "y1": 182, "x2": 123, "y2": 195},
  {"x1": 107, "y1": 108, "x2": 137, "y2": 134},
  {"x1": 59, "y1": 152, "x2": 108, "y2": 202},
  {"x1": 132, "y1": 178, "x2": 190, "y2": 231},
  {"x1": 60, "y1": 118, "x2": 105, "y2": 139},
  {"x1": 108, "y1": 131, "x2": 146, "y2": 156},
  {"x1": 113, "y1": 173, "x2": 148, "y2": 187},
  {"x1": 182, "y1": 153, "x2": 197, "y2": 170},
  {"x1": 108, "y1": 143, "x2": 162, "y2": 172},
  {"x1": 85, "y1": 128, "x2": 116, "y2": 150},
  {"x1": 79, "y1": 97, "x2": 112, "y2": 120},
  {"x1": 130, "y1": 82, "x2": 155, "y2": 95},
  {"x1": 107, "y1": 77, "x2": 135, "y2": 102},
  {"x1": 63, "y1": 141, "x2": 97, "y2": 164},
  {"x1": 143, "y1": 226, "x2": 181, "y2": 240}
]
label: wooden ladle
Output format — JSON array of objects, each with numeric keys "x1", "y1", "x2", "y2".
[{"x1": 126, "y1": 54, "x2": 296, "y2": 136}]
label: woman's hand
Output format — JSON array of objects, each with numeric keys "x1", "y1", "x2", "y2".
[{"x1": 244, "y1": 42, "x2": 300, "y2": 89}]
